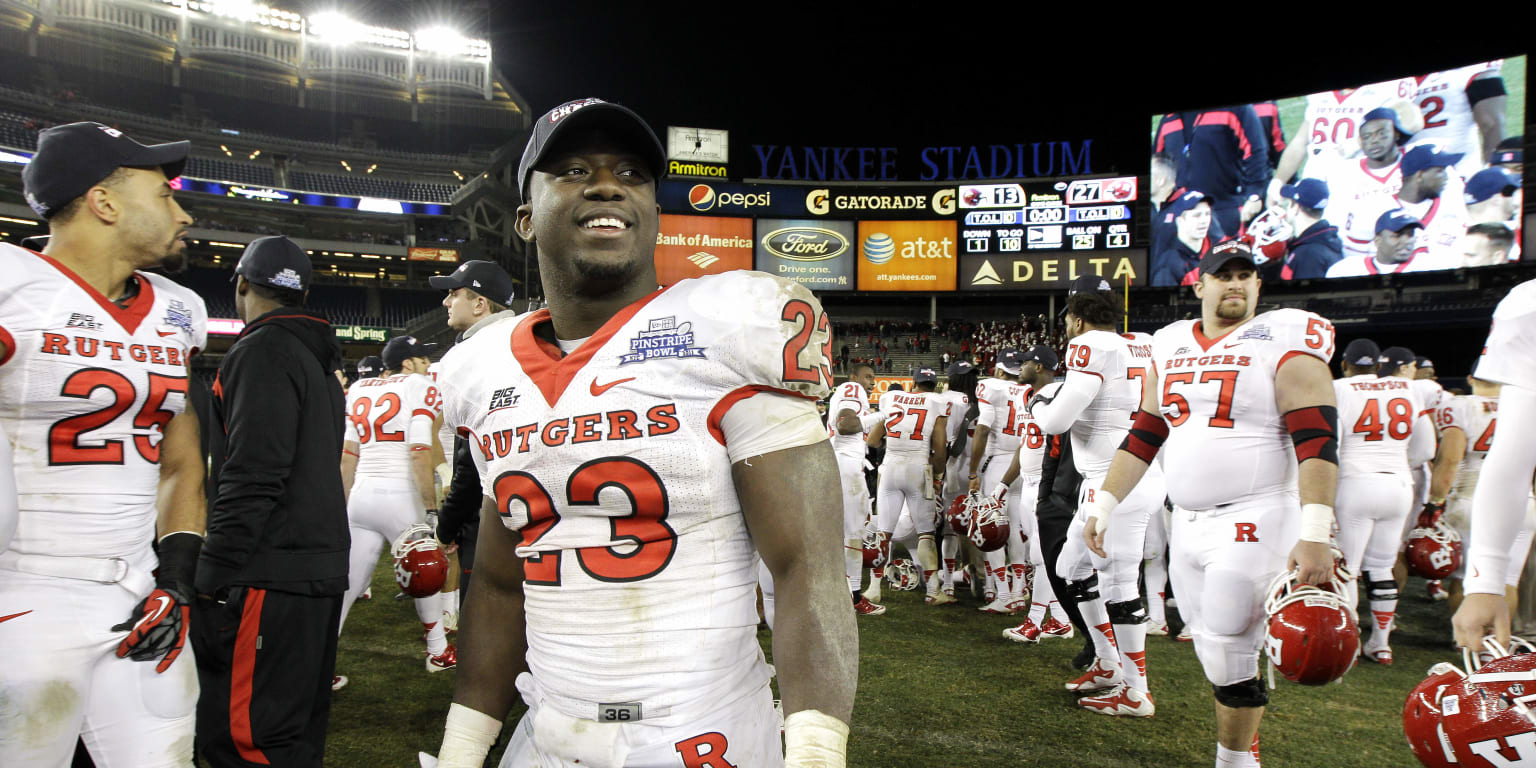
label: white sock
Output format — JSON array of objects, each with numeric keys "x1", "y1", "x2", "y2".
[
  {"x1": 845, "y1": 539, "x2": 865, "y2": 593},
  {"x1": 422, "y1": 620, "x2": 447, "y2": 656},
  {"x1": 439, "y1": 590, "x2": 459, "y2": 623},
  {"x1": 1145, "y1": 556, "x2": 1168, "y2": 625},
  {"x1": 1216, "y1": 743, "x2": 1259, "y2": 767}
]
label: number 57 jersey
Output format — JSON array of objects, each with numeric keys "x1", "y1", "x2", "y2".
[
  {"x1": 0, "y1": 244, "x2": 207, "y2": 560},
  {"x1": 436, "y1": 271, "x2": 833, "y2": 721},
  {"x1": 1152, "y1": 308, "x2": 1334, "y2": 511}
]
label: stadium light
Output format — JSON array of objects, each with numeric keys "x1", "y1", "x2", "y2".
[
  {"x1": 307, "y1": 11, "x2": 361, "y2": 45},
  {"x1": 413, "y1": 25, "x2": 490, "y2": 58}
]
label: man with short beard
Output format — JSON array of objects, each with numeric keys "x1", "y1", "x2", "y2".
[
  {"x1": 1328, "y1": 209, "x2": 1425, "y2": 276},
  {"x1": 1315, "y1": 107, "x2": 1409, "y2": 259},
  {"x1": 426, "y1": 99, "x2": 856, "y2": 768},
  {"x1": 1393, "y1": 144, "x2": 1470, "y2": 265}
]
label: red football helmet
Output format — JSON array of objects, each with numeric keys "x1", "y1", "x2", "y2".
[
  {"x1": 1264, "y1": 569, "x2": 1360, "y2": 685},
  {"x1": 946, "y1": 493, "x2": 1009, "y2": 552},
  {"x1": 886, "y1": 559, "x2": 920, "y2": 591},
  {"x1": 1406, "y1": 523, "x2": 1463, "y2": 579},
  {"x1": 1242, "y1": 207, "x2": 1293, "y2": 266},
  {"x1": 1439, "y1": 644, "x2": 1536, "y2": 766},
  {"x1": 1403, "y1": 662, "x2": 1467, "y2": 768},
  {"x1": 393, "y1": 523, "x2": 448, "y2": 598}
]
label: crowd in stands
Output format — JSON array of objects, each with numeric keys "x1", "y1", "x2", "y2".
[{"x1": 830, "y1": 317, "x2": 1067, "y2": 378}]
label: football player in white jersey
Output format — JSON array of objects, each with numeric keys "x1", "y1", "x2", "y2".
[
  {"x1": 868, "y1": 368, "x2": 950, "y2": 606},
  {"x1": 1393, "y1": 145, "x2": 1469, "y2": 265},
  {"x1": 1270, "y1": 76, "x2": 1421, "y2": 203},
  {"x1": 968, "y1": 349, "x2": 1030, "y2": 610},
  {"x1": 996, "y1": 345, "x2": 1071, "y2": 643},
  {"x1": 0, "y1": 123, "x2": 209, "y2": 767},
  {"x1": 1031, "y1": 276, "x2": 1160, "y2": 716},
  {"x1": 1413, "y1": 61, "x2": 1507, "y2": 178},
  {"x1": 1085, "y1": 241, "x2": 1338, "y2": 767},
  {"x1": 938, "y1": 361, "x2": 981, "y2": 597},
  {"x1": 1326, "y1": 209, "x2": 1429, "y2": 277},
  {"x1": 1312, "y1": 108, "x2": 1407, "y2": 260},
  {"x1": 1331, "y1": 338, "x2": 1435, "y2": 666},
  {"x1": 827, "y1": 363, "x2": 885, "y2": 615},
  {"x1": 339, "y1": 335, "x2": 456, "y2": 672},
  {"x1": 425, "y1": 99, "x2": 855, "y2": 768},
  {"x1": 1456, "y1": 279, "x2": 1536, "y2": 652}
]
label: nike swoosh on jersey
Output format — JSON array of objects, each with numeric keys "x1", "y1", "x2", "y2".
[
  {"x1": 0, "y1": 610, "x2": 33, "y2": 624},
  {"x1": 157, "y1": 330, "x2": 176, "y2": 337},
  {"x1": 590, "y1": 377, "x2": 636, "y2": 397}
]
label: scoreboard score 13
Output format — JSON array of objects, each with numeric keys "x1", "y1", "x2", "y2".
[{"x1": 958, "y1": 177, "x2": 1138, "y2": 254}]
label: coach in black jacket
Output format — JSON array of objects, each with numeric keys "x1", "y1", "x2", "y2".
[{"x1": 194, "y1": 236, "x2": 349, "y2": 768}]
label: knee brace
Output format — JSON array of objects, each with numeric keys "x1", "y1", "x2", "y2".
[
  {"x1": 1212, "y1": 677, "x2": 1269, "y2": 709},
  {"x1": 1106, "y1": 597, "x2": 1147, "y2": 625},
  {"x1": 1366, "y1": 576, "x2": 1398, "y2": 603},
  {"x1": 1062, "y1": 574, "x2": 1100, "y2": 604}
]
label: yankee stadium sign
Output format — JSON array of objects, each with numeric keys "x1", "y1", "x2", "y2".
[{"x1": 750, "y1": 141, "x2": 1095, "y2": 182}]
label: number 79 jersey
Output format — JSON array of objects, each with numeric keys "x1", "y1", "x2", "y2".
[
  {"x1": 435, "y1": 271, "x2": 833, "y2": 714},
  {"x1": 1152, "y1": 308, "x2": 1334, "y2": 511},
  {"x1": 0, "y1": 244, "x2": 207, "y2": 559}
]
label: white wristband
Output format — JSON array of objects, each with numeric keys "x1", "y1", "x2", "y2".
[
  {"x1": 991, "y1": 482, "x2": 1009, "y2": 501},
  {"x1": 1085, "y1": 490, "x2": 1120, "y2": 535},
  {"x1": 784, "y1": 709, "x2": 849, "y2": 768},
  {"x1": 434, "y1": 703, "x2": 501, "y2": 768},
  {"x1": 858, "y1": 411, "x2": 885, "y2": 431},
  {"x1": 1298, "y1": 503, "x2": 1334, "y2": 544}
]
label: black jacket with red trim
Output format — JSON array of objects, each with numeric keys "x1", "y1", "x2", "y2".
[
  {"x1": 199, "y1": 307, "x2": 349, "y2": 597},
  {"x1": 1152, "y1": 236, "x2": 1209, "y2": 288},
  {"x1": 1154, "y1": 106, "x2": 1271, "y2": 209}
]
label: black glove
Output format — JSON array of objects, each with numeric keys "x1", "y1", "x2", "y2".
[
  {"x1": 115, "y1": 531, "x2": 200, "y2": 673},
  {"x1": 1417, "y1": 500, "x2": 1446, "y2": 529}
]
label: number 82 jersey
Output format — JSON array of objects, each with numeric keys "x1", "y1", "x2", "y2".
[
  {"x1": 1152, "y1": 308, "x2": 1334, "y2": 511},
  {"x1": 435, "y1": 271, "x2": 833, "y2": 720}
]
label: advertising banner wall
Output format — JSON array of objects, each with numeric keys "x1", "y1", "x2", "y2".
[
  {"x1": 856, "y1": 220, "x2": 958, "y2": 292},
  {"x1": 654, "y1": 214, "x2": 754, "y2": 286},
  {"x1": 754, "y1": 219, "x2": 856, "y2": 291},
  {"x1": 407, "y1": 247, "x2": 459, "y2": 262},
  {"x1": 660, "y1": 181, "x2": 958, "y2": 220}
]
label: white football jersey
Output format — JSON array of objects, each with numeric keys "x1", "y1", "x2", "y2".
[
  {"x1": 1413, "y1": 378, "x2": 1449, "y2": 424},
  {"x1": 429, "y1": 361, "x2": 454, "y2": 468},
  {"x1": 1475, "y1": 279, "x2": 1536, "y2": 387},
  {"x1": 345, "y1": 372, "x2": 439, "y2": 479},
  {"x1": 1397, "y1": 185, "x2": 1469, "y2": 265},
  {"x1": 1414, "y1": 62, "x2": 1505, "y2": 179},
  {"x1": 1299, "y1": 78, "x2": 1418, "y2": 171},
  {"x1": 1152, "y1": 309, "x2": 1335, "y2": 510},
  {"x1": 974, "y1": 376, "x2": 1028, "y2": 459},
  {"x1": 1333, "y1": 374, "x2": 1424, "y2": 477},
  {"x1": 1055, "y1": 329, "x2": 1142, "y2": 478},
  {"x1": 1310, "y1": 153, "x2": 1403, "y2": 259},
  {"x1": 826, "y1": 380, "x2": 871, "y2": 460},
  {"x1": 1449, "y1": 395, "x2": 1498, "y2": 498},
  {"x1": 1014, "y1": 384, "x2": 1049, "y2": 482},
  {"x1": 877, "y1": 388, "x2": 948, "y2": 460},
  {"x1": 938, "y1": 389, "x2": 970, "y2": 445},
  {"x1": 0, "y1": 244, "x2": 207, "y2": 559},
  {"x1": 435, "y1": 270, "x2": 833, "y2": 715}
]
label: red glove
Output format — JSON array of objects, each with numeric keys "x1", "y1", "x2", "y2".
[
  {"x1": 1417, "y1": 500, "x2": 1446, "y2": 529},
  {"x1": 113, "y1": 586, "x2": 191, "y2": 673}
]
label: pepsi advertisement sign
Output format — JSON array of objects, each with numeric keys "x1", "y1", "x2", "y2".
[
  {"x1": 661, "y1": 181, "x2": 804, "y2": 218},
  {"x1": 753, "y1": 218, "x2": 855, "y2": 291},
  {"x1": 659, "y1": 181, "x2": 958, "y2": 220}
]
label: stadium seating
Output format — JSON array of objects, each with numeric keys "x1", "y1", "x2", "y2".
[{"x1": 184, "y1": 157, "x2": 276, "y2": 187}]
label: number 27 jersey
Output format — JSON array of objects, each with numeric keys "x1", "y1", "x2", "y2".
[
  {"x1": 1152, "y1": 308, "x2": 1334, "y2": 510},
  {"x1": 436, "y1": 271, "x2": 833, "y2": 717}
]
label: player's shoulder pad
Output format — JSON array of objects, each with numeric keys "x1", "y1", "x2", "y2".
[
  {"x1": 1494, "y1": 279, "x2": 1536, "y2": 323},
  {"x1": 1152, "y1": 318, "x2": 1197, "y2": 346},
  {"x1": 1067, "y1": 329, "x2": 1123, "y2": 375},
  {"x1": 1259, "y1": 307, "x2": 1334, "y2": 363},
  {"x1": 684, "y1": 270, "x2": 833, "y2": 399}
]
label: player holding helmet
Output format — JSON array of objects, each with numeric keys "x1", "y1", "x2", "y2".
[
  {"x1": 426, "y1": 98, "x2": 855, "y2": 768},
  {"x1": 339, "y1": 335, "x2": 456, "y2": 673},
  {"x1": 968, "y1": 349, "x2": 1029, "y2": 610},
  {"x1": 1085, "y1": 241, "x2": 1339, "y2": 766},
  {"x1": 867, "y1": 367, "x2": 950, "y2": 606},
  {"x1": 1031, "y1": 275, "x2": 1162, "y2": 716}
]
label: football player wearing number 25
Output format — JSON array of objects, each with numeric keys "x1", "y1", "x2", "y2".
[
  {"x1": 0, "y1": 123, "x2": 208, "y2": 767},
  {"x1": 425, "y1": 98, "x2": 856, "y2": 768},
  {"x1": 1084, "y1": 241, "x2": 1339, "y2": 768}
]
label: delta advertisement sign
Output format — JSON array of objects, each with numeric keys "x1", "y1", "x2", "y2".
[
  {"x1": 659, "y1": 181, "x2": 957, "y2": 220},
  {"x1": 958, "y1": 250, "x2": 1147, "y2": 291},
  {"x1": 653, "y1": 214, "x2": 754, "y2": 286},
  {"x1": 856, "y1": 221, "x2": 958, "y2": 292}
]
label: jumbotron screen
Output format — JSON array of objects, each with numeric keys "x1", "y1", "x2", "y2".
[{"x1": 1147, "y1": 56, "x2": 1526, "y2": 286}]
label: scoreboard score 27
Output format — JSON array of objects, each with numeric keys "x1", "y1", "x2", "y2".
[{"x1": 958, "y1": 177, "x2": 1138, "y2": 254}]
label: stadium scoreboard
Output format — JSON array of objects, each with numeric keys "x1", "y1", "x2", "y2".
[{"x1": 958, "y1": 177, "x2": 1137, "y2": 254}]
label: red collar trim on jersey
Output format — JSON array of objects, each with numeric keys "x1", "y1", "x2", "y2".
[
  {"x1": 1330, "y1": 89, "x2": 1354, "y2": 103},
  {"x1": 1365, "y1": 255, "x2": 1415, "y2": 274},
  {"x1": 511, "y1": 287, "x2": 670, "y2": 408},
  {"x1": 28, "y1": 249, "x2": 156, "y2": 335},
  {"x1": 1360, "y1": 155, "x2": 1400, "y2": 183},
  {"x1": 1191, "y1": 319, "x2": 1245, "y2": 352}
]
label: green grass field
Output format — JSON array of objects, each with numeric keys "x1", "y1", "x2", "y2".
[
  {"x1": 316, "y1": 555, "x2": 1465, "y2": 767},
  {"x1": 1150, "y1": 55, "x2": 1527, "y2": 167}
]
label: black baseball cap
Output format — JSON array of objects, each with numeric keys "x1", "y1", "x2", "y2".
[
  {"x1": 1059, "y1": 273, "x2": 1115, "y2": 317},
  {"x1": 1492, "y1": 135, "x2": 1522, "y2": 166},
  {"x1": 1416, "y1": 356, "x2": 1435, "y2": 371},
  {"x1": 1023, "y1": 344, "x2": 1059, "y2": 370},
  {"x1": 23, "y1": 122, "x2": 189, "y2": 218},
  {"x1": 428, "y1": 260, "x2": 516, "y2": 306},
  {"x1": 1377, "y1": 346, "x2": 1416, "y2": 377},
  {"x1": 912, "y1": 367, "x2": 939, "y2": 385},
  {"x1": 234, "y1": 236, "x2": 310, "y2": 293},
  {"x1": 381, "y1": 336, "x2": 437, "y2": 370},
  {"x1": 518, "y1": 98, "x2": 665, "y2": 201},
  {"x1": 995, "y1": 348, "x2": 1024, "y2": 375},
  {"x1": 1341, "y1": 338, "x2": 1380, "y2": 368},
  {"x1": 1199, "y1": 240, "x2": 1258, "y2": 275},
  {"x1": 947, "y1": 360, "x2": 975, "y2": 376},
  {"x1": 355, "y1": 356, "x2": 384, "y2": 379}
]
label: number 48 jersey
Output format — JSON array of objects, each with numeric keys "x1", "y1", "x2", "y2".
[
  {"x1": 435, "y1": 271, "x2": 833, "y2": 719},
  {"x1": 1332, "y1": 374, "x2": 1429, "y2": 477},
  {"x1": 1152, "y1": 308, "x2": 1334, "y2": 511},
  {"x1": 0, "y1": 244, "x2": 207, "y2": 559}
]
